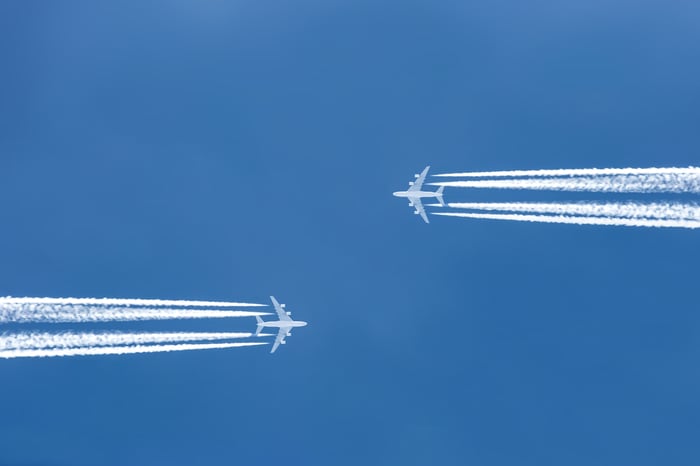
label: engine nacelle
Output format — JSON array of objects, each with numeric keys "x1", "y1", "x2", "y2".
[
  {"x1": 286, "y1": 311, "x2": 292, "y2": 316},
  {"x1": 408, "y1": 181, "x2": 414, "y2": 186},
  {"x1": 281, "y1": 340, "x2": 286, "y2": 344},
  {"x1": 414, "y1": 211, "x2": 420, "y2": 215},
  {"x1": 414, "y1": 174, "x2": 420, "y2": 178},
  {"x1": 280, "y1": 304, "x2": 286, "y2": 308}
]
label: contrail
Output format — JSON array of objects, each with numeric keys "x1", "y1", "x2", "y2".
[
  {"x1": 428, "y1": 201, "x2": 700, "y2": 221},
  {"x1": 0, "y1": 304, "x2": 271, "y2": 323},
  {"x1": 434, "y1": 211, "x2": 700, "y2": 228},
  {"x1": 0, "y1": 331, "x2": 273, "y2": 350},
  {"x1": 435, "y1": 166, "x2": 700, "y2": 178},
  {"x1": 0, "y1": 341, "x2": 268, "y2": 359},
  {"x1": 0, "y1": 297, "x2": 266, "y2": 308},
  {"x1": 429, "y1": 173, "x2": 700, "y2": 193}
]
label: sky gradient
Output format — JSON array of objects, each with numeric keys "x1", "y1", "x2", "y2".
[{"x1": 1, "y1": 1, "x2": 700, "y2": 465}]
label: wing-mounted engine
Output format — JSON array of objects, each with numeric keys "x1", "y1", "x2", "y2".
[
  {"x1": 281, "y1": 340, "x2": 286, "y2": 344},
  {"x1": 414, "y1": 173, "x2": 420, "y2": 178},
  {"x1": 286, "y1": 311, "x2": 292, "y2": 316},
  {"x1": 408, "y1": 181, "x2": 414, "y2": 186}
]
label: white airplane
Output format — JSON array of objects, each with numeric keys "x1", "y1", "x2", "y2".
[
  {"x1": 255, "y1": 296, "x2": 307, "y2": 353},
  {"x1": 393, "y1": 165, "x2": 445, "y2": 223}
]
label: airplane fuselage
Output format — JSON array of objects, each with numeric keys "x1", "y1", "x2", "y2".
[
  {"x1": 259, "y1": 320, "x2": 308, "y2": 329},
  {"x1": 393, "y1": 190, "x2": 440, "y2": 199}
]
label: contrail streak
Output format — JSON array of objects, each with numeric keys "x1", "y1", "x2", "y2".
[
  {"x1": 428, "y1": 201, "x2": 700, "y2": 221},
  {"x1": 435, "y1": 166, "x2": 700, "y2": 178},
  {"x1": 0, "y1": 341, "x2": 267, "y2": 359},
  {"x1": 0, "y1": 305, "x2": 271, "y2": 323},
  {"x1": 0, "y1": 297, "x2": 265, "y2": 308},
  {"x1": 429, "y1": 174, "x2": 700, "y2": 193},
  {"x1": 434, "y1": 211, "x2": 700, "y2": 228},
  {"x1": 0, "y1": 331, "x2": 273, "y2": 350}
]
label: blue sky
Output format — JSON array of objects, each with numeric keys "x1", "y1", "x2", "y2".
[{"x1": 1, "y1": 1, "x2": 700, "y2": 465}]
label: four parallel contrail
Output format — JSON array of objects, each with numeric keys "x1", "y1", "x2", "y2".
[
  {"x1": 429, "y1": 174, "x2": 700, "y2": 193},
  {"x1": 0, "y1": 341, "x2": 267, "y2": 359},
  {"x1": 424, "y1": 166, "x2": 700, "y2": 228},
  {"x1": 0, "y1": 331, "x2": 273, "y2": 350},
  {"x1": 434, "y1": 211, "x2": 700, "y2": 228},
  {"x1": 0, "y1": 296, "x2": 276, "y2": 359},
  {"x1": 0, "y1": 304, "x2": 271, "y2": 324},
  {"x1": 428, "y1": 202, "x2": 700, "y2": 221},
  {"x1": 0, "y1": 297, "x2": 265, "y2": 308},
  {"x1": 435, "y1": 166, "x2": 700, "y2": 178}
]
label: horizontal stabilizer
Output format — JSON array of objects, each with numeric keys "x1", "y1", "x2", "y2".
[{"x1": 436, "y1": 186, "x2": 445, "y2": 206}]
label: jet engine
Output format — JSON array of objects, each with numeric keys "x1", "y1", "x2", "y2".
[
  {"x1": 281, "y1": 340, "x2": 286, "y2": 344},
  {"x1": 414, "y1": 174, "x2": 420, "y2": 178},
  {"x1": 408, "y1": 181, "x2": 414, "y2": 186}
]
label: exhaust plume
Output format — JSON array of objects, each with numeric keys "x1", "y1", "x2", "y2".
[
  {"x1": 0, "y1": 304, "x2": 271, "y2": 323},
  {"x1": 433, "y1": 211, "x2": 700, "y2": 228},
  {"x1": 0, "y1": 341, "x2": 268, "y2": 359},
  {"x1": 429, "y1": 174, "x2": 700, "y2": 193},
  {"x1": 0, "y1": 331, "x2": 273, "y2": 350},
  {"x1": 435, "y1": 166, "x2": 700, "y2": 178},
  {"x1": 433, "y1": 201, "x2": 700, "y2": 221},
  {"x1": 0, "y1": 297, "x2": 265, "y2": 308}
]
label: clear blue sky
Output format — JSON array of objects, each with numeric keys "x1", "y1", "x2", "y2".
[{"x1": 1, "y1": 1, "x2": 699, "y2": 465}]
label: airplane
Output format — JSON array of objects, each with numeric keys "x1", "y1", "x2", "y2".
[
  {"x1": 392, "y1": 165, "x2": 445, "y2": 223},
  {"x1": 255, "y1": 296, "x2": 307, "y2": 353}
]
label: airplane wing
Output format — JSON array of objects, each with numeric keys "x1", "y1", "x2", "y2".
[
  {"x1": 270, "y1": 296, "x2": 292, "y2": 322},
  {"x1": 413, "y1": 198, "x2": 429, "y2": 223},
  {"x1": 408, "y1": 166, "x2": 430, "y2": 192},
  {"x1": 270, "y1": 328, "x2": 287, "y2": 353}
]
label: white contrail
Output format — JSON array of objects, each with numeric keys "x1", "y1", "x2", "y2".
[
  {"x1": 434, "y1": 211, "x2": 700, "y2": 228},
  {"x1": 428, "y1": 201, "x2": 700, "y2": 221},
  {"x1": 0, "y1": 341, "x2": 267, "y2": 359},
  {"x1": 0, "y1": 331, "x2": 273, "y2": 350},
  {"x1": 0, "y1": 297, "x2": 266, "y2": 308},
  {"x1": 429, "y1": 174, "x2": 700, "y2": 193},
  {"x1": 435, "y1": 166, "x2": 700, "y2": 178},
  {"x1": 0, "y1": 304, "x2": 271, "y2": 323}
]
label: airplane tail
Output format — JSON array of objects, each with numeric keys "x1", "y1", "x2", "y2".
[
  {"x1": 436, "y1": 186, "x2": 445, "y2": 207},
  {"x1": 255, "y1": 315, "x2": 264, "y2": 335}
]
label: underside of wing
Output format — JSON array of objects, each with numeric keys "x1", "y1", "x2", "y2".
[
  {"x1": 408, "y1": 166, "x2": 430, "y2": 192},
  {"x1": 413, "y1": 199, "x2": 429, "y2": 223},
  {"x1": 270, "y1": 328, "x2": 287, "y2": 353},
  {"x1": 270, "y1": 296, "x2": 292, "y2": 321}
]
